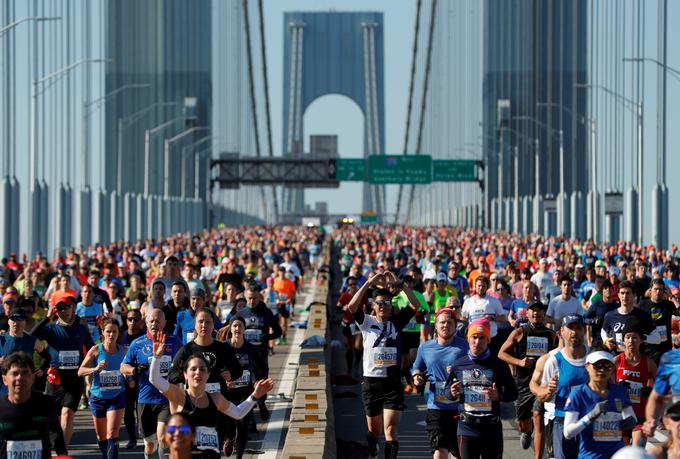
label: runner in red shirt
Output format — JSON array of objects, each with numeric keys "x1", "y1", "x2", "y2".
[{"x1": 614, "y1": 321, "x2": 657, "y2": 447}]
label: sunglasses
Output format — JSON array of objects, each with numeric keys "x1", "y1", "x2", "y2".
[
  {"x1": 127, "y1": 317, "x2": 141, "y2": 322},
  {"x1": 668, "y1": 412, "x2": 680, "y2": 422},
  {"x1": 166, "y1": 425, "x2": 192, "y2": 436},
  {"x1": 374, "y1": 300, "x2": 392, "y2": 307},
  {"x1": 593, "y1": 362, "x2": 614, "y2": 371}
]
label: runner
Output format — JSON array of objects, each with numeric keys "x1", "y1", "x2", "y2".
[
  {"x1": 78, "y1": 318, "x2": 127, "y2": 459},
  {"x1": 537, "y1": 314, "x2": 589, "y2": 459},
  {"x1": 164, "y1": 413, "x2": 195, "y2": 459},
  {"x1": 217, "y1": 316, "x2": 268, "y2": 459},
  {"x1": 32, "y1": 292, "x2": 95, "y2": 446},
  {"x1": 547, "y1": 275, "x2": 583, "y2": 329},
  {"x1": 120, "y1": 309, "x2": 181, "y2": 459},
  {"x1": 120, "y1": 309, "x2": 145, "y2": 449},
  {"x1": 563, "y1": 351, "x2": 637, "y2": 458},
  {"x1": 614, "y1": 321, "x2": 657, "y2": 447},
  {"x1": 447, "y1": 318, "x2": 517, "y2": 459},
  {"x1": 643, "y1": 345, "x2": 680, "y2": 438},
  {"x1": 638, "y1": 278, "x2": 675, "y2": 363},
  {"x1": 272, "y1": 266, "x2": 296, "y2": 345},
  {"x1": 508, "y1": 280, "x2": 534, "y2": 328},
  {"x1": 499, "y1": 301, "x2": 557, "y2": 453},
  {"x1": 173, "y1": 287, "x2": 222, "y2": 344},
  {"x1": 461, "y1": 276, "x2": 507, "y2": 353},
  {"x1": 337, "y1": 276, "x2": 365, "y2": 378},
  {"x1": 148, "y1": 330, "x2": 273, "y2": 459},
  {"x1": 584, "y1": 279, "x2": 619, "y2": 347},
  {"x1": 602, "y1": 281, "x2": 658, "y2": 354},
  {"x1": 347, "y1": 271, "x2": 422, "y2": 459},
  {"x1": 76, "y1": 283, "x2": 105, "y2": 343},
  {"x1": 648, "y1": 401, "x2": 680, "y2": 458},
  {"x1": 412, "y1": 308, "x2": 468, "y2": 458},
  {"x1": 0, "y1": 352, "x2": 68, "y2": 458}
]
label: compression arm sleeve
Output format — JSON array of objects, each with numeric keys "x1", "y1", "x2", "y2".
[
  {"x1": 222, "y1": 395, "x2": 257, "y2": 420},
  {"x1": 563, "y1": 411, "x2": 592, "y2": 439},
  {"x1": 149, "y1": 356, "x2": 170, "y2": 393}
]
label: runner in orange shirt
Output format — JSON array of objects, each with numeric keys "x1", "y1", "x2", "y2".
[{"x1": 272, "y1": 267, "x2": 296, "y2": 345}]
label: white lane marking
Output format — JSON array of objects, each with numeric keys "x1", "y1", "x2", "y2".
[{"x1": 259, "y1": 291, "x2": 310, "y2": 458}]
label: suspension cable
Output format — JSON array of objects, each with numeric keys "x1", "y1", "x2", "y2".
[
  {"x1": 405, "y1": 0, "x2": 438, "y2": 224},
  {"x1": 394, "y1": 0, "x2": 422, "y2": 223}
]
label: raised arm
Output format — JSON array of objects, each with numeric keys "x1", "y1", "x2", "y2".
[
  {"x1": 347, "y1": 272, "x2": 380, "y2": 314},
  {"x1": 214, "y1": 378, "x2": 274, "y2": 419},
  {"x1": 148, "y1": 331, "x2": 184, "y2": 405}
]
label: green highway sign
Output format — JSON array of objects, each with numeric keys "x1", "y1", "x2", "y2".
[
  {"x1": 368, "y1": 155, "x2": 432, "y2": 184},
  {"x1": 335, "y1": 158, "x2": 366, "y2": 181},
  {"x1": 432, "y1": 159, "x2": 477, "y2": 181}
]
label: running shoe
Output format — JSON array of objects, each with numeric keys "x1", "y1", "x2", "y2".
[
  {"x1": 520, "y1": 432, "x2": 532, "y2": 450},
  {"x1": 276, "y1": 338, "x2": 283, "y2": 345},
  {"x1": 282, "y1": 336, "x2": 288, "y2": 345},
  {"x1": 125, "y1": 439, "x2": 137, "y2": 449},
  {"x1": 79, "y1": 397, "x2": 88, "y2": 410}
]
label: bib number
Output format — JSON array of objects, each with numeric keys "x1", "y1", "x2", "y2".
[
  {"x1": 244, "y1": 329, "x2": 263, "y2": 345},
  {"x1": 100, "y1": 370, "x2": 122, "y2": 390},
  {"x1": 58, "y1": 350, "x2": 80, "y2": 370},
  {"x1": 463, "y1": 386, "x2": 491, "y2": 412},
  {"x1": 372, "y1": 347, "x2": 397, "y2": 368},
  {"x1": 526, "y1": 336, "x2": 549, "y2": 357},
  {"x1": 205, "y1": 382, "x2": 221, "y2": 393},
  {"x1": 194, "y1": 426, "x2": 219, "y2": 453},
  {"x1": 232, "y1": 370, "x2": 251, "y2": 388},
  {"x1": 623, "y1": 380, "x2": 643, "y2": 404},
  {"x1": 148, "y1": 355, "x2": 172, "y2": 377},
  {"x1": 593, "y1": 412, "x2": 622, "y2": 442},
  {"x1": 435, "y1": 382, "x2": 453, "y2": 404},
  {"x1": 6, "y1": 440, "x2": 42, "y2": 459},
  {"x1": 656, "y1": 325, "x2": 668, "y2": 342}
]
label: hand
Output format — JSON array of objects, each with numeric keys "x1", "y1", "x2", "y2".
[
  {"x1": 603, "y1": 337, "x2": 616, "y2": 351},
  {"x1": 220, "y1": 370, "x2": 231, "y2": 382},
  {"x1": 151, "y1": 331, "x2": 166, "y2": 357},
  {"x1": 94, "y1": 359, "x2": 107, "y2": 373},
  {"x1": 520, "y1": 357, "x2": 536, "y2": 369},
  {"x1": 253, "y1": 378, "x2": 274, "y2": 398},
  {"x1": 546, "y1": 374, "x2": 559, "y2": 397},
  {"x1": 587, "y1": 400, "x2": 609, "y2": 421},
  {"x1": 450, "y1": 381, "x2": 462, "y2": 399},
  {"x1": 642, "y1": 419, "x2": 658, "y2": 437},
  {"x1": 136, "y1": 364, "x2": 150, "y2": 374},
  {"x1": 34, "y1": 369, "x2": 44, "y2": 378},
  {"x1": 484, "y1": 382, "x2": 500, "y2": 402},
  {"x1": 412, "y1": 374, "x2": 425, "y2": 388}
]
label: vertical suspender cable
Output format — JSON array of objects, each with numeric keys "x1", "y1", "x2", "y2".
[
  {"x1": 257, "y1": 0, "x2": 279, "y2": 223},
  {"x1": 362, "y1": 24, "x2": 377, "y2": 214},
  {"x1": 394, "y1": 0, "x2": 422, "y2": 223},
  {"x1": 405, "y1": 0, "x2": 437, "y2": 224},
  {"x1": 241, "y1": 0, "x2": 268, "y2": 219}
]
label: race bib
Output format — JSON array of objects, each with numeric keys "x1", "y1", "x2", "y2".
[
  {"x1": 463, "y1": 386, "x2": 491, "y2": 412},
  {"x1": 244, "y1": 329, "x2": 263, "y2": 345},
  {"x1": 186, "y1": 332, "x2": 195, "y2": 342},
  {"x1": 194, "y1": 426, "x2": 219, "y2": 453},
  {"x1": 6, "y1": 440, "x2": 42, "y2": 459},
  {"x1": 148, "y1": 355, "x2": 172, "y2": 377},
  {"x1": 372, "y1": 347, "x2": 397, "y2": 368},
  {"x1": 526, "y1": 336, "x2": 549, "y2": 357},
  {"x1": 58, "y1": 350, "x2": 80, "y2": 370},
  {"x1": 656, "y1": 325, "x2": 668, "y2": 342},
  {"x1": 435, "y1": 382, "x2": 454, "y2": 404},
  {"x1": 100, "y1": 370, "x2": 122, "y2": 390},
  {"x1": 615, "y1": 333, "x2": 624, "y2": 351},
  {"x1": 623, "y1": 380, "x2": 643, "y2": 404},
  {"x1": 279, "y1": 293, "x2": 289, "y2": 302},
  {"x1": 205, "y1": 382, "x2": 221, "y2": 393},
  {"x1": 593, "y1": 412, "x2": 622, "y2": 442},
  {"x1": 232, "y1": 370, "x2": 251, "y2": 388}
]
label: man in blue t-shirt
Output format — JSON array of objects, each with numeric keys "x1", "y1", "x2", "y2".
[
  {"x1": 412, "y1": 308, "x2": 468, "y2": 457},
  {"x1": 121, "y1": 308, "x2": 180, "y2": 459},
  {"x1": 643, "y1": 347, "x2": 680, "y2": 437},
  {"x1": 75, "y1": 283, "x2": 104, "y2": 342},
  {"x1": 563, "y1": 351, "x2": 636, "y2": 459}
]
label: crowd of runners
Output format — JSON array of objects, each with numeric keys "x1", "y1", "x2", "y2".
[
  {"x1": 0, "y1": 226, "x2": 321, "y2": 459},
  {"x1": 334, "y1": 225, "x2": 680, "y2": 459},
  {"x1": 1, "y1": 223, "x2": 680, "y2": 459}
]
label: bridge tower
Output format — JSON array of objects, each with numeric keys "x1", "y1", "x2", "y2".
[{"x1": 282, "y1": 12, "x2": 386, "y2": 218}]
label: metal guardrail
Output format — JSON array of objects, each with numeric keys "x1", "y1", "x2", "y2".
[{"x1": 279, "y1": 236, "x2": 336, "y2": 459}]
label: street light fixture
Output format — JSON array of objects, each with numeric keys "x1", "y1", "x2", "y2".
[
  {"x1": 0, "y1": 16, "x2": 61, "y2": 35},
  {"x1": 163, "y1": 127, "x2": 210, "y2": 198}
]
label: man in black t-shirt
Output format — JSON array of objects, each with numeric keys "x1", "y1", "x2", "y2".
[
  {"x1": 0, "y1": 352, "x2": 67, "y2": 458},
  {"x1": 601, "y1": 280, "x2": 657, "y2": 354},
  {"x1": 639, "y1": 278, "x2": 676, "y2": 363},
  {"x1": 584, "y1": 279, "x2": 619, "y2": 347}
]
